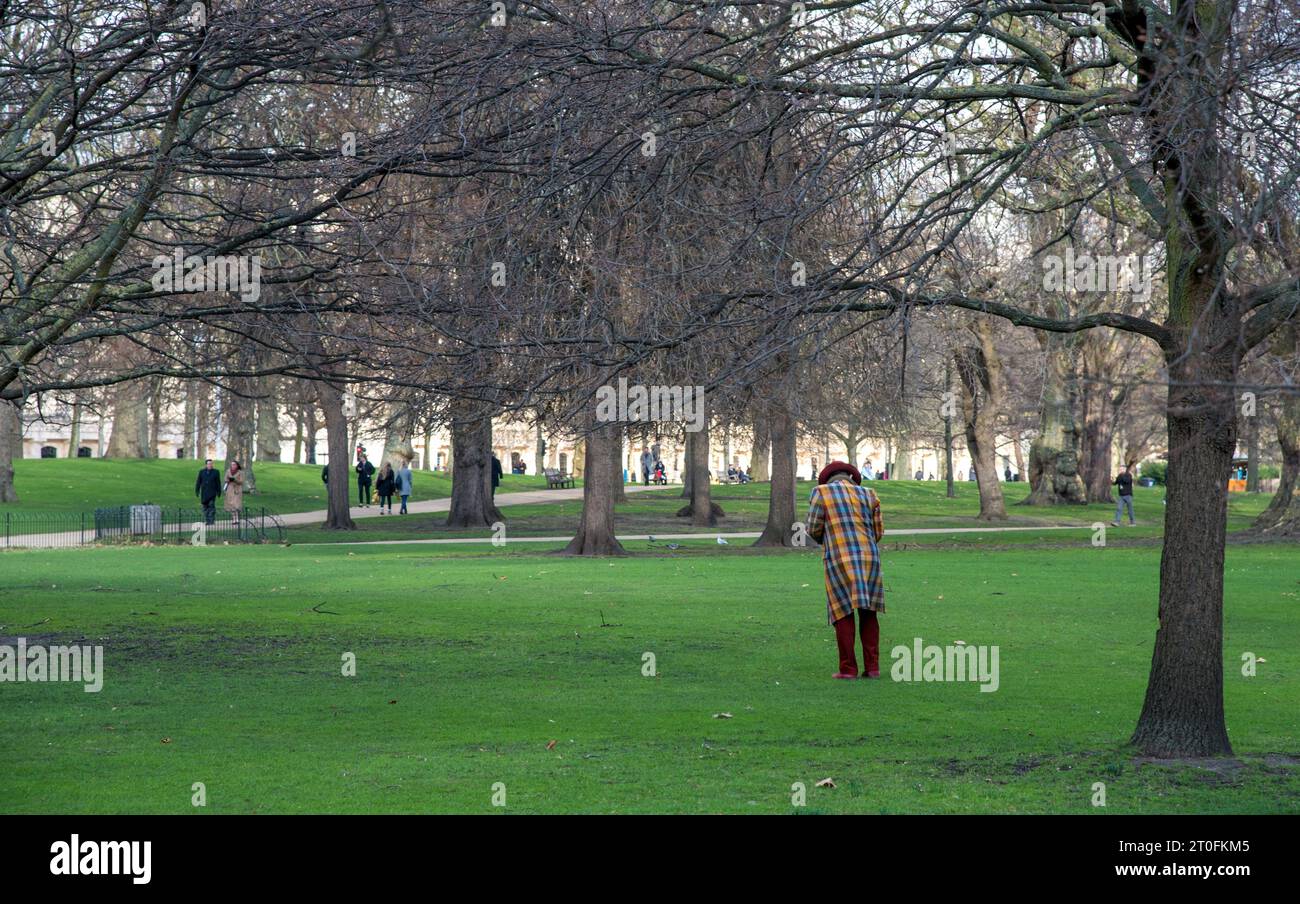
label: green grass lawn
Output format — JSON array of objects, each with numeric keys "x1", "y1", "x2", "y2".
[
  {"x1": 1, "y1": 539, "x2": 1296, "y2": 814},
  {"x1": 1, "y1": 458, "x2": 553, "y2": 517},
  {"x1": 280, "y1": 480, "x2": 1272, "y2": 544}
]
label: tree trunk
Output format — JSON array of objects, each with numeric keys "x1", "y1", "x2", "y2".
[
  {"x1": 1023, "y1": 335, "x2": 1086, "y2": 504},
  {"x1": 572, "y1": 436, "x2": 586, "y2": 479},
  {"x1": 223, "y1": 382, "x2": 257, "y2": 493},
  {"x1": 562, "y1": 419, "x2": 626, "y2": 556},
  {"x1": 534, "y1": 422, "x2": 545, "y2": 475},
  {"x1": 1080, "y1": 376, "x2": 1117, "y2": 504},
  {"x1": 69, "y1": 400, "x2": 82, "y2": 458},
  {"x1": 677, "y1": 420, "x2": 723, "y2": 524},
  {"x1": 754, "y1": 405, "x2": 798, "y2": 546},
  {"x1": 197, "y1": 390, "x2": 210, "y2": 462},
  {"x1": 1253, "y1": 392, "x2": 1299, "y2": 533},
  {"x1": 317, "y1": 384, "x2": 355, "y2": 530},
  {"x1": 751, "y1": 413, "x2": 771, "y2": 481},
  {"x1": 679, "y1": 430, "x2": 694, "y2": 498},
  {"x1": 944, "y1": 361, "x2": 956, "y2": 498},
  {"x1": 106, "y1": 380, "x2": 151, "y2": 457},
  {"x1": 256, "y1": 391, "x2": 282, "y2": 463},
  {"x1": 955, "y1": 331, "x2": 1008, "y2": 520},
  {"x1": 894, "y1": 433, "x2": 911, "y2": 481},
  {"x1": 1131, "y1": 345, "x2": 1237, "y2": 757},
  {"x1": 293, "y1": 406, "x2": 305, "y2": 464},
  {"x1": 446, "y1": 414, "x2": 502, "y2": 528},
  {"x1": 611, "y1": 427, "x2": 627, "y2": 503},
  {"x1": 0, "y1": 401, "x2": 20, "y2": 502},
  {"x1": 182, "y1": 382, "x2": 197, "y2": 460},
  {"x1": 148, "y1": 375, "x2": 163, "y2": 457}
]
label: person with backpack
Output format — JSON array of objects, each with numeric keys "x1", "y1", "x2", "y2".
[
  {"x1": 396, "y1": 461, "x2": 413, "y2": 514},
  {"x1": 355, "y1": 452, "x2": 376, "y2": 507},
  {"x1": 375, "y1": 462, "x2": 396, "y2": 514}
]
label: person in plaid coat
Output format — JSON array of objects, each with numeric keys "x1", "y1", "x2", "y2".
[{"x1": 806, "y1": 461, "x2": 886, "y2": 679}]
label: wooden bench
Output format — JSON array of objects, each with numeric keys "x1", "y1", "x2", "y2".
[{"x1": 543, "y1": 468, "x2": 575, "y2": 489}]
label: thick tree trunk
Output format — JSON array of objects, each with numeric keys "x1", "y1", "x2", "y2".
[
  {"x1": 572, "y1": 437, "x2": 586, "y2": 479},
  {"x1": 383, "y1": 404, "x2": 416, "y2": 469},
  {"x1": 754, "y1": 405, "x2": 798, "y2": 546},
  {"x1": 1131, "y1": 347, "x2": 1237, "y2": 757},
  {"x1": 1253, "y1": 392, "x2": 1299, "y2": 533},
  {"x1": 317, "y1": 384, "x2": 355, "y2": 530},
  {"x1": 256, "y1": 391, "x2": 282, "y2": 463},
  {"x1": 0, "y1": 400, "x2": 20, "y2": 502},
  {"x1": 677, "y1": 420, "x2": 723, "y2": 524},
  {"x1": 223, "y1": 382, "x2": 257, "y2": 493},
  {"x1": 1081, "y1": 385, "x2": 1117, "y2": 504},
  {"x1": 561, "y1": 419, "x2": 626, "y2": 556},
  {"x1": 106, "y1": 380, "x2": 151, "y2": 457},
  {"x1": 894, "y1": 433, "x2": 911, "y2": 481},
  {"x1": 446, "y1": 415, "x2": 502, "y2": 528},
  {"x1": 1023, "y1": 335, "x2": 1086, "y2": 504},
  {"x1": 751, "y1": 413, "x2": 771, "y2": 481}
]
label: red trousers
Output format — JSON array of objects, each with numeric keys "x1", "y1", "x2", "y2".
[{"x1": 833, "y1": 610, "x2": 880, "y2": 677}]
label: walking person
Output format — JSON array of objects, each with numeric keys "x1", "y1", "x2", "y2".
[
  {"x1": 1112, "y1": 464, "x2": 1136, "y2": 526},
  {"x1": 491, "y1": 453, "x2": 503, "y2": 499},
  {"x1": 375, "y1": 462, "x2": 396, "y2": 514},
  {"x1": 396, "y1": 460, "x2": 413, "y2": 514},
  {"x1": 806, "y1": 461, "x2": 886, "y2": 679},
  {"x1": 195, "y1": 458, "x2": 222, "y2": 525},
  {"x1": 355, "y1": 452, "x2": 375, "y2": 507},
  {"x1": 640, "y1": 446, "x2": 653, "y2": 485},
  {"x1": 224, "y1": 459, "x2": 245, "y2": 537}
]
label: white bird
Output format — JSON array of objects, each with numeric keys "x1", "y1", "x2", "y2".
[{"x1": 716, "y1": 536, "x2": 729, "y2": 545}]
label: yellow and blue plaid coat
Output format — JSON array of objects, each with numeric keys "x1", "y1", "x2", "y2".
[{"x1": 806, "y1": 477, "x2": 885, "y2": 623}]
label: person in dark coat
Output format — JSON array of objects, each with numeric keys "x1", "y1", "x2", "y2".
[
  {"x1": 491, "y1": 453, "x2": 503, "y2": 499},
  {"x1": 195, "y1": 458, "x2": 222, "y2": 525},
  {"x1": 355, "y1": 452, "x2": 375, "y2": 507},
  {"x1": 375, "y1": 462, "x2": 396, "y2": 514}
]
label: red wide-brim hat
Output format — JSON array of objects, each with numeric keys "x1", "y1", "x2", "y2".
[{"x1": 818, "y1": 461, "x2": 862, "y2": 485}]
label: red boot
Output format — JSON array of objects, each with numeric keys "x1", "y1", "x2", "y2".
[
  {"x1": 833, "y1": 615, "x2": 858, "y2": 679},
  {"x1": 859, "y1": 610, "x2": 880, "y2": 678}
]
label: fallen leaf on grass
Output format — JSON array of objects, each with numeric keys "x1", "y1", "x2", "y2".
[
  {"x1": 160, "y1": 738, "x2": 172, "y2": 744},
  {"x1": 546, "y1": 740, "x2": 558, "y2": 750},
  {"x1": 815, "y1": 777, "x2": 835, "y2": 788},
  {"x1": 713, "y1": 712, "x2": 733, "y2": 719}
]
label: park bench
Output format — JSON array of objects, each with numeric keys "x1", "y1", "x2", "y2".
[{"x1": 544, "y1": 467, "x2": 575, "y2": 489}]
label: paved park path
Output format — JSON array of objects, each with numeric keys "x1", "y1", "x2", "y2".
[
  {"x1": 1, "y1": 483, "x2": 661, "y2": 548},
  {"x1": 297, "y1": 524, "x2": 1089, "y2": 547},
  {"x1": 4, "y1": 482, "x2": 1096, "y2": 549}
]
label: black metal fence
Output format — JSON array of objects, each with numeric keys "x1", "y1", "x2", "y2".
[{"x1": 1, "y1": 506, "x2": 285, "y2": 549}]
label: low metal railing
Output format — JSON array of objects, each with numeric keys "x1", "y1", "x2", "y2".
[{"x1": 1, "y1": 506, "x2": 284, "y2": 549}]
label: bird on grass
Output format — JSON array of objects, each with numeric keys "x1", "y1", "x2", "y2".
[{"x1": 716, "y1": 536, "x2": 729, "y2": 545}]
